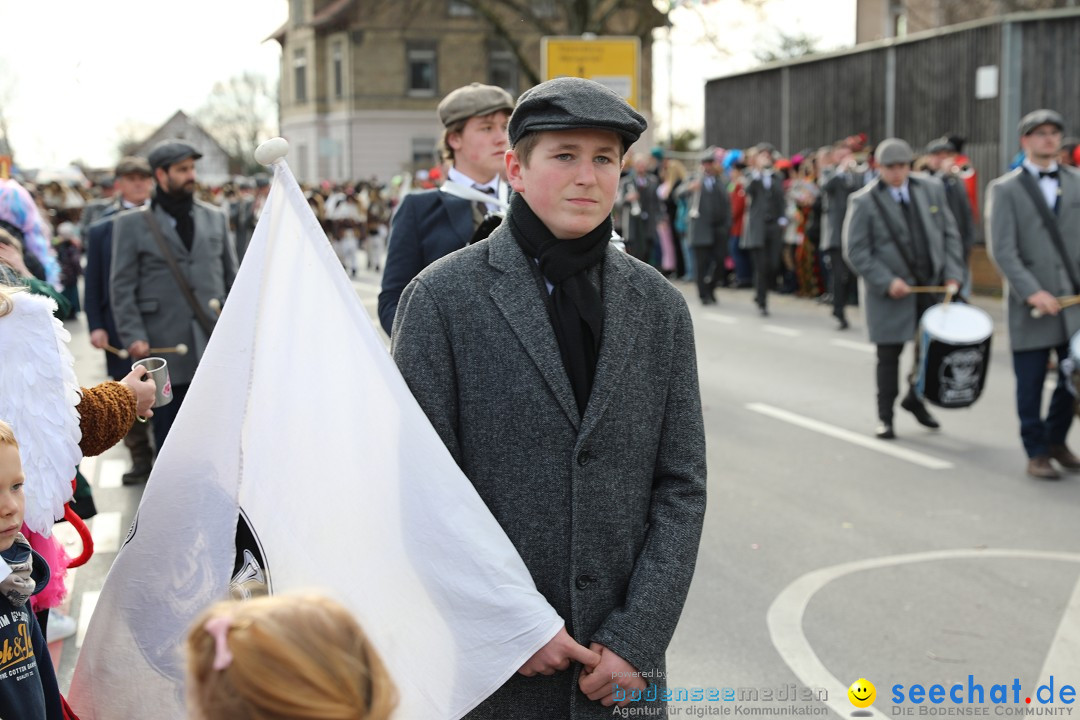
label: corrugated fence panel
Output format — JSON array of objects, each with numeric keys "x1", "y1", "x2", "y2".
[
  {"x1": 704, "y1": 70, "x2": 782, "y2": 150},
  {"x1": 787, "y1": 49, "x2": 888, "y2": 153},
  {"x1": 1021, "y1": 16, "x2": 1080, "y2": 138}
]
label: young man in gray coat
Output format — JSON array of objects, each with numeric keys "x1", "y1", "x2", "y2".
[
  {"x1": 679, "y1": 151, "x2": 731, "y2": 305},
  {"x1": 987, "y1": 109, "x2": 1080, "y2": 480},
  {"x1": 392, "y1": 77, "x2": 706, "y2": 719},
  {"x1": 110, "y1": 140, "x2": 236, "y2": 453},
  {"x1": 843, "y1": 138, "x2": 964, "y2": 439}
]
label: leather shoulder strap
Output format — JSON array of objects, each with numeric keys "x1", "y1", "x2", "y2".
[
  {"x1": 141, "y1": 209, "x2": 215, "y2": 335},
  {"x1": 868, "y1": 189, "x2": 921, "y2": 284},
  {"x1": 1016, "y1": 170, "x2": 1080, "y2": 294}
]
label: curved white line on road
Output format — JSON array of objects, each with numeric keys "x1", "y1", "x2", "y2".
[{"x1": 767, "y1": 549, "x2": 1080, "y2": 719}]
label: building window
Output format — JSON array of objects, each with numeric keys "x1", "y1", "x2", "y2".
[
  {"x1": 407, "y1": 43, "x2": 437, "y2": 97},
  {"x1": 489, "y1": 48, "x2": 518, "y2": 96},
  {"x1": 294, "y1": 48, "x2": 308, "y2": 103},
  {"x1": 332, "y1": 41, "x2": 344, "y2": 99},
  {"x1": 448, "y1": 0, "x2": 475, "y2": 16},
  {"x1": 533, "y1": 0, "x2": 556, "y2": 18},
  {"x1": 412, "y1": 137, "x2": 437, "y2": 168},
  {"x1": 291, "y1": 0, "x2": 304, "y2": 25}
]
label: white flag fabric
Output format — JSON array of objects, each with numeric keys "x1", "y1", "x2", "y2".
[{"x1": 69, "y1": 158, "x2": 562, "y2": 719}]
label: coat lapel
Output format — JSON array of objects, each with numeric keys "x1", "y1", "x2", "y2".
[
  {"x1": 579, "y1": 247, "x2": 644, "y2": 440},
  {"x1": 874, "y1": 181, "x2": 910, "y2": 244},
  {"x1": 486, "y1": 229, "x2": 581, "y2": 431},
  {"x1": 443, "y1": 194, "x2": 475, "y2": 247},
  {"x1": 152, "y1": 205, "x2": 190, "y2": 259}
]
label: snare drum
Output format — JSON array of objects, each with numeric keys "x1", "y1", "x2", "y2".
[{"x1": 916, "y1": 303, "x2": 993, "y2": 408}]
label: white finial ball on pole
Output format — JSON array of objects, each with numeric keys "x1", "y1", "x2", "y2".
[{"x1": 254, "y1": 137, "x2": 290, "y2": 166}]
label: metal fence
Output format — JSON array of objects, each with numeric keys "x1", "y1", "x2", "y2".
[{"x1": 704, "y1": 8, "x2": 1080, "y2": 211}]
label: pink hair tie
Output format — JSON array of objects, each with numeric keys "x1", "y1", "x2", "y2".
[{"x1": 203, "y1": 616, "x2": 234, "y2": 671}]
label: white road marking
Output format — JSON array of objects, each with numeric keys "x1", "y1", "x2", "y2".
[
  {"x1": 76, "y1": 591, "x2": 100, "y2": 648},
  {"x1": 91, "y1": 511, "x2": 122, "y2": 554},
  {"x1": 1035, "y1": 572, "x2": 1080, "y2": 694},
  {"x1": 702, "y1": 314, "x2": 738, "y2": 324},
  {"x1": 97, "y1": 459, "x2": 126, "y2": 489},
  {"x1": 830, "y1": 338, "x2": 875, "y2": 353},
  {"x1": 746, "y1": 403, "x2": 953, "y2": 470},
  {"x1": 767, "y1": 550, "x2": 1080, "y2": 720},
  {"x1": 763, "y1": 325, "x2": 801, "y2": 338}
]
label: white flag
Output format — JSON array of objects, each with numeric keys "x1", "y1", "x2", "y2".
[{"x1": 69, "y1": 158, "x2": 561, "y2": 719}]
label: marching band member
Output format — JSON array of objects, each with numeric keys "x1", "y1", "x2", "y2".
[{"x1": 987, "y1": 109, "x2": 1080, "y2": 480}]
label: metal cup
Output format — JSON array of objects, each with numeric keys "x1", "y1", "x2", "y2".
[{"x1": 131, "y1": 357, "x2": 173, "y2": 408}]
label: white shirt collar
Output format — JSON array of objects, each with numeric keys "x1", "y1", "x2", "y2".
[
  {"x1": 1022, "y1": 159, "x2": 1060, "y2": 179},
  {"x1": 448, "y1": 166, "x2": 498, "y2": 194}
]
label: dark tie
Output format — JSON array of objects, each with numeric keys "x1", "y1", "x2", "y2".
[
  {"x1": 1040, "y1": 169, "x2": 1059, "y2": 180},
  {"x1": 472, "y1": 185, "x2": 496, "y2": 219}
]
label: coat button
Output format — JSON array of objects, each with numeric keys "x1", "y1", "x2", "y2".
[
  {"x1": 576, "y1": 574, "x2": 595, "y2": 590},
  {"x1": 577, "y1": 450, "x2": 591, "y2": 466}
]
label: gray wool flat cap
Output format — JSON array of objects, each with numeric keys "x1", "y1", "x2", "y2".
[
  {"x1": 925, "y1": 136, "x2": 957, "y2": 154},
  {"x1": 1019, "y1": 108, "x2": 1065, "y2": 136},
  {"x1": 437, "y1": 83, "x2": 515, "y2": 127},
  {"x1": 148, "y1": 140, "x2": 202, "y2": 171},
  {"x1": 115, "y1": 156, "x2": 152, "y2": 177},
  {"x1": 875, "y1": 138, "x2": 914, "y2": 166},
  {"x1": 508, "y1": 77, "x2": 647, "y2": 149}
]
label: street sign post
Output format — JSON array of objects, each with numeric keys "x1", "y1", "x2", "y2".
[{"x1": 541, "y1": 36, "x2": 641, "y2": 109}]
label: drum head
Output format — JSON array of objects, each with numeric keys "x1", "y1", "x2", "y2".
[{"x1": 921, "y1": 303, "x2": 993, "y2": 343}]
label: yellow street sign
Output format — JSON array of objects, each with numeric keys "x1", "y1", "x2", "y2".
[{"x1": 541, "y1": 36, "x2": 640, "y2": 109}]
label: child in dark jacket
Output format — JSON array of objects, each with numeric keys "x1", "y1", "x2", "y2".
[{"x1": 0, "y1": 419, "x2": 64, "y2": 720}]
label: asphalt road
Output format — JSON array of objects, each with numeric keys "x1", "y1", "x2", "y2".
[{"x1": 53, "y1": 265, "x2": 1080, "y2": 719}]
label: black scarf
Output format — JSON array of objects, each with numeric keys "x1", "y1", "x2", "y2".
[
  {"x1": 508, "y1": 193, "x2": 609, "y2": 417},
  {"x1": 153, "y1": 186, "x2": 195, "y2": 251}
]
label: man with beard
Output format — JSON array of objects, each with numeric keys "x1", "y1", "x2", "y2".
[{"x1": 110, "y1": 140, "x2": 236, "y2": 451}]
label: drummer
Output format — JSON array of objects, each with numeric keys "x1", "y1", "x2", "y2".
[
  {"x1": 987, "y1": 109, "x2": 1080, "y2": 480},
  {"x1": 843, "y1": 138, "x2": 965, "y2": 439}
]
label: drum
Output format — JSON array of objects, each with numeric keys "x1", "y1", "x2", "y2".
[{"x1": 916, "y1": 303, "x2": 993, "y2": 408}]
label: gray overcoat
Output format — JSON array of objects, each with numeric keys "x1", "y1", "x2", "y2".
[
  {"x1": 819, "y1": 168, "x2": 867, "y2": 252},
  {"x1": 680, "y1": 174, "x2": 731, "y2": 249},
  {"x1": 741, "y1": 171, "x2": 785, "y2": 250},
  {"x1": 986, "y1": 166, "x2": 1080, "y2": 352},
  {"x1": 391, "y1": 224, "x2": 707, "y2": 720},
  {"x1": 110, "y1": 202, "x2": 236, "y2": 385},
  {"x1": 843, "y1": 174, "x2": 965, "y2": 345}
]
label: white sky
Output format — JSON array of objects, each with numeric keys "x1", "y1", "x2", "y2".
[{"x1": 0, "y1": 0, "x2": 855, "y2": 170}]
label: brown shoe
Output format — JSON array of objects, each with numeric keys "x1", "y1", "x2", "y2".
[
  {"x1": 1027, "y1": 456, "x2": 1062, "y2": 480},
  {"x1": 1049, "y1": 444, "x2": 1080, "y2": 472}
]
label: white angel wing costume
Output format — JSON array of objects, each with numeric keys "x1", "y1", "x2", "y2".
[{"x1": 0, "y1": 291, "x2": 82, "y2": 536}]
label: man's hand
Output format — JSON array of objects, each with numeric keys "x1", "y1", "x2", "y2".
[
  {"x1": 517, "y1": 626, "x2": 600, "y2": 678},
  {"x1": 128, "y1": 340, "x2": 150, "y2": 359},
  {"x1": 888, "y1": 277, "x2": 911, "y2": 299},
  {"x1": 1028, "y1": 290, "x2": 1061, "y2": 316},
  {"x1": 90, "y1": 329, "x2": 109, "y2": 349},
  {"x1": 945, "y1": 280, "x2": 961, "y2": 298},
  {"x1": 578, "y1": 643, "x2": 647, "y2": 708},
  {"x1": 120, "y1": 365, "x2": 156, "y2": 419}
]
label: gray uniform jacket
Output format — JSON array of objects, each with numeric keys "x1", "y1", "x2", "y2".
[
  {"x1": 843, "y1": 174, "x2": 965, "y2": 345},
  {"x1": 741, "y1": 171, "x2": 786, "y2": 250},
  {"x1": 986, "y1": 165, "x2": 1080, "y2": 352},
  {"x1": 391, "y1": 225, "x2": 707, "y2": 719},
  {"x1": 819, "y1": 168, "x2": 867, "y2": 252},
  {"x1": 110, "y1": 202, "x2": 236, "y2": 386},
  {"x1": 680, "y1": 175, "x2": 731, "y2": 248}
]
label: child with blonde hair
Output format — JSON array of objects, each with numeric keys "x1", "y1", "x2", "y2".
[
  {"x1": 0, "y1": 419, "x2": 64, "y2": 720},
  {"x1": 186, "y1": 594, "x2": 397, "y2": 720}
]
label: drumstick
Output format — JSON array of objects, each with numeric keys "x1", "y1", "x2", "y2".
[
  {"x1": 908, "y1": 285, "x2": 949, "y2": 293},
  {"x1": 103, "y1": 344, "x2": 129, "y2": 359},
  {"x1": 147, "y1": 344, "x2": 189, "y2": 356},
  {"x1": 1030, "y1": 294, "x2": 1080, "y2": 318},
  {"x1": 943, "y1": 284, "x2": 957, "y2": 307},
  {"x1": 208, "y1": 298, "x2": 222, "y2": 317}
]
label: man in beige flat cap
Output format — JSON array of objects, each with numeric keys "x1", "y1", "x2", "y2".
[{"x1": 378, "y1": 82, "x2": 514, "y2": 335}]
